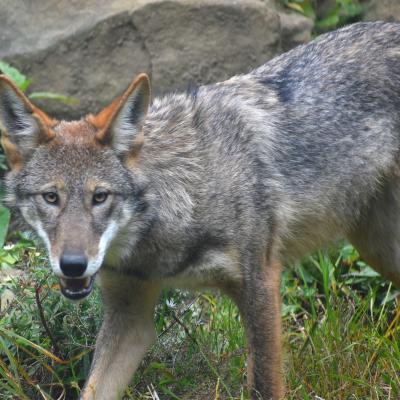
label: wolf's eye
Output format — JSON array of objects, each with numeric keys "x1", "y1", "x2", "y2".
[
  {"x1": 42, "y1": 192, "x2": 59, "y2": 205},
  {"x1": 93, "y1": 191, "x2": 108, "y2": 205}
]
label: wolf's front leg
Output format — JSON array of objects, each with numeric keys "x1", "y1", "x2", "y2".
[
  {"x1": 230, "y1": 258, "x2": 284, "y2": 400},
  {"x1": 81, "y1": 270, "x2": 161, "y2": 400}
]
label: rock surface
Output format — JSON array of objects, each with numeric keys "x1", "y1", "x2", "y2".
[
  {"x1": 278, "y1": 11, "x2": 313, "y2": 52},
  {"x1": 0, "y1": 0, "x2": 395, "y2": 120},
  {"x1": 363, "y1": 0, "x2": 400, "y2": 22},
  {"x1": 0, "y1": 0, "x2": 283, "y2": 119}
]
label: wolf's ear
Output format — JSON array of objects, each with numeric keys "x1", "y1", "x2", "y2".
[
  {"x1": 92, "y1": 73, "x2": 150, "y2": 157},
  {"x1": 0, "y1": 75, "x2": 55, "y2": 170}
]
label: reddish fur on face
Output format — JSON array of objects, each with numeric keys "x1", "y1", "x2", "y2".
[{"x1": 52, "y1": 120, "x2": 99, "y2": 147}]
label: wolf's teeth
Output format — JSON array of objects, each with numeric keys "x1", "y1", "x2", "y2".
[
  {"x1": 66, "y1": 288, "x2": 86, "y2": 295},
  {"x1": 60, "y1": 277, "x2": 92, "y2": 292}
]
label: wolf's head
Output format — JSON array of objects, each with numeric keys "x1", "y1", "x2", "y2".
[{"x1": 0, "y1": 74, "x2": 152, "y2": 300}]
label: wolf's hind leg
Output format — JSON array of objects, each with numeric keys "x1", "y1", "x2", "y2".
[
  {"x1": 348, "y1": 177, "x2": 400, "y2": 287},
  {"x1": 228, "y1": 257, "x2": 284, "y2": 400},
  {"x1": 81, "y1": 270, "x2": 160, "y2": 400}
]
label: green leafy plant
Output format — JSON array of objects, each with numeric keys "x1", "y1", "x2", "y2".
[
  {"x1": 0, "y1": 206, "x2": 10, "y2": 249},
  {"x1": 282, "y1": 0, "x2": 364, "y2": 33},
  {"x1": 0, "y1": 61, "x2": 78, "y2": 105},
  {"x1": 316, "y1": 0, "x2": 363, "y2": 32},
  {"x1": 282, "y1": 0, "x2": 316, "y2": 19}
]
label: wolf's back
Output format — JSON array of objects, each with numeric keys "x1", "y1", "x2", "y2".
[{"x1": 185, "y1": 22, "x2": 400, "y2": 259}]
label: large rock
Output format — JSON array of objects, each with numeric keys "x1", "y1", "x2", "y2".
[
  {"x1": 0, "y1": 0, "x2": 281, "y2": 119},
  {"x1": 265, "y1": 0, "x2": 313, "y2": 52},
  {"x1": 132, "y1": 1, "x2": 280, "y2": 95},
  {"x1": 278, "y1": 11, "x2": 313, "y2": 52},
  {"x1": 363, "y1": 0, "x2": 400, "y2": 22}
]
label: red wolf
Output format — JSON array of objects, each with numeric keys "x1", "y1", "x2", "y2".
[{"x1": 1, "y1": 22, "x2": 400, "y2": 399}]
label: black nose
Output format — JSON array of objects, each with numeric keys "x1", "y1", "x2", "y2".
[{"x1": 60, "y1": 251, "x2": 88, "y2": 277}]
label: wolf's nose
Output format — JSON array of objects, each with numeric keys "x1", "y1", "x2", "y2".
[{"x1": 60, "y1": 251, "x2": 88, "y2": 277}]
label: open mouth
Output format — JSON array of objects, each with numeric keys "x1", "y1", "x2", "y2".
[{"x1": 59, "y1": 275, "x2": 95, "y2": 300}]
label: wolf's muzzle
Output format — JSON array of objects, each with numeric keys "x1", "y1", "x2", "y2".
[{"x1": 59, "y1": 251, "x2": 94, "y2": 300}]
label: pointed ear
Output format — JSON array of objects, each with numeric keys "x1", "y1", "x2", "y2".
[
  {"x1": 91, "y1": 73, "x2": 150, "y2": 157},
  {"x1": 0, "y1": 75, "x2": 55, "y2": 170}
]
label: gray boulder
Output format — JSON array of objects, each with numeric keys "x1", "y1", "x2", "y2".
[
  {"x1": 363, "y1": 0, "x2": 400, "y2": 22},
  {"x1": 278, "y1": 11, "x2": 313, "y2": 52},
  {"x1": 0, "y1": 0, "x2": 281, "y2": 119}
]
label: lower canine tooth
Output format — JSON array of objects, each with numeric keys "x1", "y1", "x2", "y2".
[{"x1": 83, "y1": 278, "x2": 90, "y2": 288}]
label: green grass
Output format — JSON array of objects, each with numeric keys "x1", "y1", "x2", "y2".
[{"x1": 0, "y1": 240, "x2": 399, "y2": 399}]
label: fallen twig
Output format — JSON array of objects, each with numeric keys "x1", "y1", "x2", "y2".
[{"x1": 35, "y1": 285, "x2": 60, "y2": 357}]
